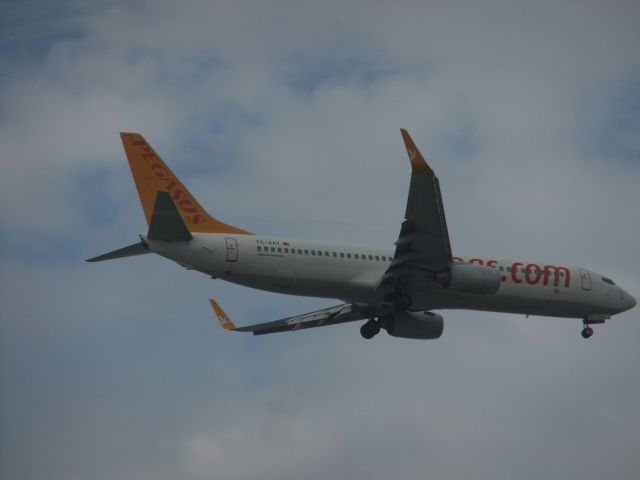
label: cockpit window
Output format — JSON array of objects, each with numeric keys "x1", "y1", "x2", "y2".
[{"x1": 601, "y1": 277, "x2": 615, "y2": 285}]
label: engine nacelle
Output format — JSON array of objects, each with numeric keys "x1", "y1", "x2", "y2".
[
  {"x1": 385, "y1": 311, "x2": 444, "y2": 340},
  {"x1": 436, "y1": 263, "x2": 501, "y2": 295}
]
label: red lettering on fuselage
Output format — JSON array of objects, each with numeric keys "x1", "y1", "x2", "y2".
[
  {"x1": 454, "y1": 256, "x2": 571, "y2": 288},
  {"x1": 511, "y1": 261, "x2": 523, "y2": 284},
  {"x1": 543, "y1": 265, "x2": 570, "y2": 288},
  {"x1": 525, "y1": 263, "x2": 542, "y2": 285}
]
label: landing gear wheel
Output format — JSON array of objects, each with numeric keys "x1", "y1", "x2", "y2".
[
  {"x1": 581, "y1": 326, "x2": 594, "y2": 339},
  {"x1": 360, "y1": 319, "x2": 381, "y2": 339},
  {"x1": 393, "y1": 292, "x2": 413, "y2": 311}
]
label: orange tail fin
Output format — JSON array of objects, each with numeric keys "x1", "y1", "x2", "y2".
[{"x1": 120, "y1": 133, "x2": 252, "y2": 235}]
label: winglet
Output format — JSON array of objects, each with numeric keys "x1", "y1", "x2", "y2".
[
  {"x1": 400, "y1": 129, "x2": 434, "y2": 175},
  {"x1": 209, "y1": 298, "x2": 236, "y2": 330}
]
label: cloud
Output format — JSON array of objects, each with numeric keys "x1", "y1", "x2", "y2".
[{"x1": 1, "y1": 1, "x2": 639, "y2": 479}]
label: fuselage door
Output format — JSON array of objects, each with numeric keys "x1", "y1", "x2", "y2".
[
  {"x1": 579, "y1": 268, "x2": 591, "y2": 291},
  {"x1": 225, "y1": 238, "x2": 238, "y2": 262}
]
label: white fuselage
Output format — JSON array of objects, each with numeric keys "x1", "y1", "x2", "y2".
[{"x1": 145, "y1": 233, "x2": 635, "y2": 320}]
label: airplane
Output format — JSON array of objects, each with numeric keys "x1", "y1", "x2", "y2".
[{"x1": 88, "y1": 130, "x2": 636, "y2": 340}]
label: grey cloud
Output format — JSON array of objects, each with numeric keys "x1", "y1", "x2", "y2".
[{"x1": 1, "y1": 1, "x2": 639, "y2": 479}]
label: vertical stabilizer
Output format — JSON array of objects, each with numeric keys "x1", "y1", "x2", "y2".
[{"x1": 120, "y1": 133, "x2": 252, "y2": 235}]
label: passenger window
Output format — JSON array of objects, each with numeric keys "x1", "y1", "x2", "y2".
[
  {"x1": 257, "y1": 246, "x2": 262, "y2": 251},
  {"x1": 271, "y1": 247, "x2": 275, "y2": 252},
  {"x1": 298, "y1": 249, "x2": 302, "y2": 254},
  {"x1": 369, "y1": 255, "x2": 373, "y2": 260},
  {"x1": 291, "y1": 249, "x2": 295, "y2": 254},
  {"x1": 499, "y1": 266, "x2": 503, "y2": 271},
  {"x1": 333, "y1": 252, "x2": 337, "y2": 257},
  {"x1": 304, "y1": 250, "x2": 309, "y2": 255},
  {"x1": 347, "y1": 253, "x2": 351, "y2": 258},
  {"x1": 355, "y1": 254, "x2": 359, "y2": 259},
  {"x1": 311, "y1": 250, "x2": 316, "y2": 255},
  {"x1": 362, "y1": 255, "x2": 366, "y2": 260},
  {"x1": 277, "y1": 247, "x2": 282, "y2": 253},
  {"x1": 382, "y1": 256, "x2": 386, "y2": 261},
  {"x1": 375, "y1": 256, "x2": 380, "y2": 261},
  {"x1": 340, "y1": 253, "x2": 345, "y2": 258}
]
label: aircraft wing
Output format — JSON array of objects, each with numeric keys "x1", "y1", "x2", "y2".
[
  {"x1": 377, "y1": 129, "x2": 452, "y2": 290},
  {"x1": 210, "y1": 298, "x2": 373, "y2": 335}
]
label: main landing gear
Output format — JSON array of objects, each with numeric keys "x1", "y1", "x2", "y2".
[
  {"x1": 363, "y1": 289, "x2": 413, "y2": 339},
  {"x1": 360, "y1": 319, "x2": 381, "y2": 339}
]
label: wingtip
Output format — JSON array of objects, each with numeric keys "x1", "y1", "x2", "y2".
[
  {"x1": 209, "y1": 298, "x2": 236, "y2": 331},
  {"x1": 400, "y1": 128, "x2": 434, "y2": 175}
]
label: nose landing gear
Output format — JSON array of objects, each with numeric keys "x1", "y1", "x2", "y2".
[{"x1": 580, "y1": 315, "x2": 609, "y2": 339}]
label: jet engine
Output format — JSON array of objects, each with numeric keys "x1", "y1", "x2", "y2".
[
  {"x1": 435, "y1": 263, "x2": 501, "y2": 295},
  {"x1": 385, "y1": 311, "x2": 444, "y2": 340}
]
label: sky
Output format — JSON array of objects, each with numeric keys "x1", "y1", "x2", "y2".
[{"x1": 1, "y1": 0, "x2": 639, "y2": 479}]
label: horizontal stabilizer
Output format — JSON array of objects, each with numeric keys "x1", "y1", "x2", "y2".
[
  {"x1": 148, "y1": 191, "x2": 193, "y2": 242},
  {"x1": 210, "y1": 301, "x2": 373, "y2": 335},
  {"x1": 86, "y1": 242, "x2": 149, "y2": 262}
]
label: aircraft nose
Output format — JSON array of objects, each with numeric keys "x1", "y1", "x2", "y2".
[{"x1": 622, "y1": 291, "x2": 637, "y2": 312}]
